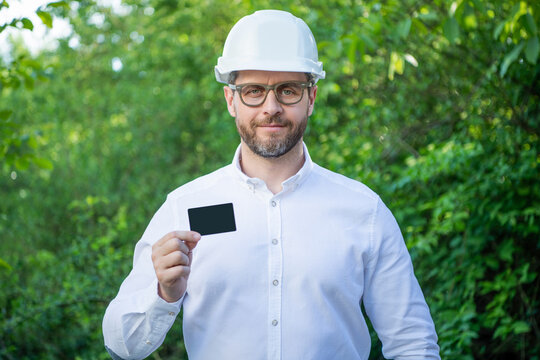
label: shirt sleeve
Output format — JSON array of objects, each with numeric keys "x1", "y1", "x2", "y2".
[
  {"x1": 102, "y1": 197, "x2": 183, "y2": 360},
  {"x1": 362, "y1": 197, "x2": 440, "y2": 360}
]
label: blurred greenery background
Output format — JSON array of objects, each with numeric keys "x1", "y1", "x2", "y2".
[{"x1": 1, "y1": 0, "x2": 538, "y2": 359}]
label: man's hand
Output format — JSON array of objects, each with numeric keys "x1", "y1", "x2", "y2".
[{"x1": 152, "y1": 231, "x2": 201, "y2": 303}]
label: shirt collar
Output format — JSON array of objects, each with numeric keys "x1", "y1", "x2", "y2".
[{"x1": 230, "y1": 142, "x2": 314, "y2": 192}]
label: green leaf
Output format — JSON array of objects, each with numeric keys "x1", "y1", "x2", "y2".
[
  {"x1": 493, "y1": 21, "x2": 505, "y2": 40},
  {"x1": 15, "y1": 156, "x2": 30, "y2": 170},
  {"x1": 397, "y1": 18, "x2": 412, "y2": 39},
  {"x1": 513, "y1": 321, "x2": 530, "y2": 334},
  {"x1": 46, "y1": 1, "x2": 69, "y2": 8},
  {"x1": 443, "y1": 16, "x2": 460, "y2": 44},
  {"x1": 21, "y1": 17, "x2": 34, "y2": 30},
  {"x1": 36, "y1": 10, "x2": 53, "y2": 28},
  {"x1": 346, "y1": 36, "x2": 357, "y2": 65},
  {"x1": 524, "y1": 13, "x2": 537, "y2": 36},
  {"x1": 470, "y1": 0, "x2": 485, "y2": 12},
  {"x1": 360, "y1": 34, "x2": 376, "y2": 51},
  {"x1": 28, "y1": 135, "x2": 39, "y2": 149},
  {"x1": 525, "y1": 36, "x2": 539, "y2": 64},
  {"x1": 388, "y1": 51, "x2": 404, "y2": 80},
  {"x1": 500, "y1": 42, "x2": 525, "y2": 77},
  {"x1": 0, "y1": 257, "x2": 11, "y2": 271},
  {"x1": 34, "y1": 157, "x2": 54, "y2": 170},
  {"x1": 0, "y1": 109, "x2": 13, "y2": 120},
  {"x1": 509, "y1": 3, "x2": 521, "y2": 21},
  {"x1": 22, "y1": 72, "x2": 35, "y2": 90}
]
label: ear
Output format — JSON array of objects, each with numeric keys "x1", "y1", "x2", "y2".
[
  {"x1": 224, "y1": 86, "x2": 237, "y2": 117},
  {"x1": 307, "y1": 85, "x2": 317, "y2": 117}
]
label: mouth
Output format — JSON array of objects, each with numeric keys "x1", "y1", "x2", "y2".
[
  {"x1": 258, "y1": 123, "x2": 286, "y2": 133},
  {"x1": 252, "y1": 117, "x2": 290, "y2": 133},
  {"x1": 260, "y1": 124, "x2": 285, "y2": 128}
]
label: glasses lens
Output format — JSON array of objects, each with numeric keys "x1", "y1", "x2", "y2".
[
  {"x1": 276, "y1": 83, "x2": 304, "y2": 105},
  {"x1": 237, "y1": 82, "x2": 307, "y2": 106},
  {"x1": 240, "y1": 84, "x2": 267, "y2": 106}
]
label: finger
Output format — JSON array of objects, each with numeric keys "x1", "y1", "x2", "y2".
[
  {"x1": 164, "y1": 232, "x2": 200, "y2": 253},
  {"x1": 160, "y1": 250, "x2": 190, "y2": 269},
  {"x1": 182, "y1": 232, "x2": 201, "y2": 251},
  {"x1": 162, "y1": 237, "x2": 191, "y2": 255},
  {"x1": 154, "y1": 231, "x2": 182, "y2": 247},
  {"x1": 153, "y1": 232, "x2": 201, "y2": 261},
  {"x1": 154, "y1": 230, "x2": 200, "y2": 247},
  {"x1": 154, "y1": 252, "x2": 190, "y2": 281},
  {"x1": 154, "y1": 235, "x2": 193, "y2": 256},
  {"x1": 156, "y1": 264, "x2": 191, "y2": 286},
  {"x1": 175, "y1": 231, "x2": 201, "y2": 245},
  {"x1": 153, "y1": 243, "x2": 187, "y2": 268}
]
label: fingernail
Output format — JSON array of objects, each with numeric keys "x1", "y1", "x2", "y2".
[{"x1": 193, "y1": 232, "x2": 201, "y2": 240}]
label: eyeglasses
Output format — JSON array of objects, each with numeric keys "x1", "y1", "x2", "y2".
[{"x1": 228, "y1": 81, "x2": 313, "y2": 107}]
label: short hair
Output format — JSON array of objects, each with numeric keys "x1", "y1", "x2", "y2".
[
  {"x1": 228, "y1": 71, "x2": 239, "y2": 85},
  {"x1": 305, "y1": 73, "x2": 315, "y2": 85}
]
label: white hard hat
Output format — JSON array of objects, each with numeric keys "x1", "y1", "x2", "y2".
[{"x1": 215, "y1": 10, "x2": 325, "y2": 84}]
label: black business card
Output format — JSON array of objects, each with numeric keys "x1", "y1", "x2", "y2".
[{"x1": 188, "y1": 203, "x2": 236, "y2": 236}]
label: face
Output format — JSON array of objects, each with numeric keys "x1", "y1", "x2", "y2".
[{"x1": 224, "y1": 71, "x2": 317, "y2": 158}]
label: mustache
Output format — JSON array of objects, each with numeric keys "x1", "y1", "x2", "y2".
[{"x1": 254, "y1": 116, "x2": 290, "y2": 127}]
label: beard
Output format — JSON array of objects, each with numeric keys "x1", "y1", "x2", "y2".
[{"x1": 236, "y1": 113, "x2": 308, "y2": 158}]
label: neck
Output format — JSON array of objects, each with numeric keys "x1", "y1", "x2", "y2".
[{"x1": 240, "y1": 140, "x2": 305, "y2": 194}]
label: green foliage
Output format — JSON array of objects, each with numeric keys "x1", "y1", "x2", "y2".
[
  {"x1": 1, "y1": 0, "x2": 538, "y2": 358},
  {"x1": 0, "y1": 0, "x2": 67, "y2": 171},
  {"x1": 0, "y1": 196, "x2": 132, "y2": 359}
]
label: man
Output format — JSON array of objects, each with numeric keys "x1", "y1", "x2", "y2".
[{"x1": 103, "y1": 10, "x2": 440, "y2": 360}]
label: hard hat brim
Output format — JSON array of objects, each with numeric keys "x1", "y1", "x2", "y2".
[{"x1": 215, "y1": 57, "x2": 325, "y2": 84}]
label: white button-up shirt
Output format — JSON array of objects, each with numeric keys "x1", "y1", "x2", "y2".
[{"x1": 103, "y1": 144, "x2": 440, "y2": 360}]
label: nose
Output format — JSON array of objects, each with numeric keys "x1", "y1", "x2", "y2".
[{"x1": 261, "y1": 89, "x2": 283, "y2": 116}]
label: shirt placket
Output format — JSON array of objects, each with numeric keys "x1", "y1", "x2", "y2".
[{"x1": 267, "y1": 196, "x2": 283, "y2": 360}]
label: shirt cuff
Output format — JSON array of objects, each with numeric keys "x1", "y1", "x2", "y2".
[
  {"x1": 151, "y1": 279, "x2": 184, "y2": 312},
  {"x1": 130, "y1": 281, "x2": 183, "y2": 356}
]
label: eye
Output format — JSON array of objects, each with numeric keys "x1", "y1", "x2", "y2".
[
  {"x1": 278, "y1": 83, "x2": 301, "y2": 97},
  {"x1": 242, "y1": 85, "x2": 265, "y2": 98}
]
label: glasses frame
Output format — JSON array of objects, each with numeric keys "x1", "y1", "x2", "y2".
[{"x1": 228, "y1": 81, "x2": 313, "y2": 107}]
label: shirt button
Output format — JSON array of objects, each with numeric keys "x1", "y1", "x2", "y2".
[
  {"x1": 145, "y1": 340, "x2": 152, "y2": 345},
  {"x1": 273, "y1": 279, "x2": 279, "y2": 286},
  {"x1": 272, "y1": 319, "x2": 278, "y2": 326},
  {"x1": 168, "y1": 311, "x2": 175, "y2": 316},
  {"x1": 271, "y1": 200, "x2": 277, "y2": 207},
  {"x1": 272, "y1": 238, "x2": 278, "y2": 245}
]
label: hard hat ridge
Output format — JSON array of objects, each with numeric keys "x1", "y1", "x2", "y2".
[{"x1": 215, "y1": 10, "x2": 325, "y2": 84}]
